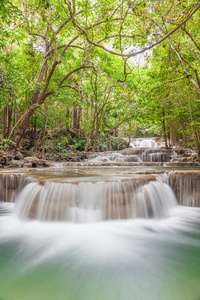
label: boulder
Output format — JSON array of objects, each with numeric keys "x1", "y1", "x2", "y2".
[
  {"x1": 31, "y1": 159, "x2": 50, "y2": 168},
  {"x1": 0, "y1": 155, "x2": 7, "y2": 165},
  {"x1": 9, "y1": 160, "x2": 24, "y2": 168},
  {"x1": 14, "y1": 152, "x2": 24, "y2": 160},
  {"x1": 24, "y1": 156, "x2": 39, "y2": 162}
]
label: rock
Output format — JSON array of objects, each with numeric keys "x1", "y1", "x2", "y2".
[
  {"x1": 24, "y1": 156, "x2": 49, "y2": 167},
  {"x1": 23, "y1": 163, "x2": 32, "y2": 168},
  {"x1": 0, "y1": 152, "x2": 14, "y2": 165},
  {"x1": 14, "y1": 152, "x2": 24, "y2": 160},
  {"x1": 9, "y1": 160, "x2": 24, "y2": 168},
  {"x1": 31, "y1": 159, "x2": 50, "y2": 168},
  {"x1": 0, "y1": 155, "x2": 7, "y2": 165},
  {"x1": 24, "y1": 156, "x2": 39, "y2": 162},
  {"x1": 20, "y1": 150, "x2": 32, "y2": 157}
]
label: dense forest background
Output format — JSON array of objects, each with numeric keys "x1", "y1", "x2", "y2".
[{"x1": 0, "y1": 0, "x2": 200, "y2": 157}]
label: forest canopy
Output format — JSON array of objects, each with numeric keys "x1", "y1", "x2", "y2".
[{"x1": 1, "y1": 0, "x2": 200, "y2": 155}]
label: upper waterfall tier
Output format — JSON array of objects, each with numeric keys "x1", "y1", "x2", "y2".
[
  {"x1": 130, "y1": 137, "x2": 164, "y2": 148},
  {"x1": 87, "y1": 148, "x2": 196, "y2": 163}
]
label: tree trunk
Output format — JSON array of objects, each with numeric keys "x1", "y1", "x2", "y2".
[
  {"x1": 162, "y1": 110, "x2": 168, "y2": 148},
  {"x1": 42, "y1": 101, "x2": 47, "y2": 159},
  {"x1": 65, "y1": 106, "x2": 70, "y2": 130},
  {"x1": 2, "y1": 106, "x2": 7, "y2": 138},
  {"x1": 73, "y1": 105, "x2": 78, "y2": 135},
  {"x1": 14, "y1": 104, "x2": 39, "y2": 146}
]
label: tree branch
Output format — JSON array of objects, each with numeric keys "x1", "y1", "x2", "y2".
[
  {"x1": 181, "y1": 27, "x2": 200, "y2": 51},
  {"x1": 59, "y1": 65, "x2": 93, "y2": 87},
  {"x1": 68, "y1": 3, "x2": 200, "y2": 58},
  {"x1": 147, "y1": 76, "x2": 186, "y2": 95}
]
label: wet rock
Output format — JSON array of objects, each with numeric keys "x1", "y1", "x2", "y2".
[
  {"x1": 123, "y1": 156, "x2": 139, "y2": 162},
  {"x1": 23, "y1": 163, "x2": 32, "y2": 168}
]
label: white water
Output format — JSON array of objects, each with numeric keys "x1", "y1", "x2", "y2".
[
  {"x1": 0, "y1": 205, "x2": 200, "y2": 300},
  {"x1": 169, "y1": 172, "x2": 200, "y2": 206},
  {"x1": 1, "y1": 169, "x2": 200, "y2": 300},
  {"x1": 130, "y1": 138, "x2": 158, "y2": 148},
  {"x1": 88, "y1": 150, "x2": 169, "y2": 163},
  {"x1": 0, "y1": 174, "x2": 36, "y2": 202},
  {"x1": 14, "y1": 176, "x2": 177, "y2": 222}
]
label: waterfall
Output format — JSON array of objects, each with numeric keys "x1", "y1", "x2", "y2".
[
  {"x1": 2, "y1": 171, "x2": 200, "y2": 222},
  {"x1": 87, "y1": 147, "x2": 196, "y2": 163},
  {"x1": 88, "y1": 149, "x2": 172, "y2": 163},
  {"x1": 169, "y1": 171, "x2": 200, "y2": 206},
  {"x1": 0, "y1": 174, "x2": 37, "y2": 202},
  {"x1": 14, "y1": 176, "x2": 177, "y2": 222},
  {"x1": 130, "y1": 138, "x2": 158, "y2": 148}
]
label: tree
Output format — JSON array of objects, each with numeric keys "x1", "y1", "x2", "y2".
[{"x1": 1, "y1": 0, "x2": 200, "y2": 152}]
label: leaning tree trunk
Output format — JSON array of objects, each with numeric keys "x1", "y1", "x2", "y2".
[{"x1": 12, "y1": 102, "x2": 40, "y2": 146}]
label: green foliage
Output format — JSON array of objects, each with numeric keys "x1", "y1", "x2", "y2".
[
  {"x1": 0, "y1": 0, "x2": 200, "y2": 151},
  {"x1": 95, "y1": 135, "x2": 129, "y2": 152},
  {"x1": 0, "y1": 139, "x2": 16, "y2": 150}
]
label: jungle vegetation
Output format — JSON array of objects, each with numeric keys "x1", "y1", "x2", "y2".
[{"x1": 0, "y1": 0, "x2": 200, "y2": 155}]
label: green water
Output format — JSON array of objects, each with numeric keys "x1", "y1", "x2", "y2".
[{"x1": 0, "y1": 207, "x2": 200, "y2": 300}]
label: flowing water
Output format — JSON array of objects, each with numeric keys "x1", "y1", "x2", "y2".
[
  {"x1": 130, "y1": 138, "x2": 159, "y2": 148},
  {"x1": 0, "y1": 167, "x2": 200, "y2": 300}
]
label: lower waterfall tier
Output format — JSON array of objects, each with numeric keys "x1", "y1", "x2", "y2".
[
  {"x1": 1, "y1": 168, "x2": 200, "y2": 222},
  {"x1": 14, "y1": 177, "x2": 177, "y2": 222}
]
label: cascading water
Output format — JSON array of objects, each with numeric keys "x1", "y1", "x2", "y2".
[
  {"x1": 1, "y1": 168, "x2": 200, "y2": 300},
  {"x1": 14, "y1": 177, "x2": 177, "y2": 222},
  {"x1": 0, "y1": 174, "x2": 37, "y2": 202},
  {"x1": 130, "y1": 138, "x2": 158, "y2": 148},
  {"x1": 0, "y1": 174, "x2": 36, "y2": 215},
  {"x1": 169, "y1": 171, "x2": 200, "y2": 206},
  {"x1": 87, "y1": 147, "x2": 196, "y2": 164}
]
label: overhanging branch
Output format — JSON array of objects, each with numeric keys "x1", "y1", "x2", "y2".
[{"x1": 147, "y1": 76, "x2": 186, "y2": 95}]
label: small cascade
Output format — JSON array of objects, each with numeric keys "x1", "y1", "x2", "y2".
[
  {"x1": 87, "y1": 147, "x2": 196, "y2": 164},
  {"x1": 89, "y1": 153, "x2": 132, "y2": 163},
  {"x1": 141, "y1": 149, "x2": 170, "y2": 162},
  {"x1": 0, "y1": 202, "x2": 15, "y2": 215},
  {"x1": 0, "y1": 174, "x2": 37, "y2": 202},
  {"x1": 130, "y1": 138, "x2": 158, "y2": 148},
  {"x1": 170, "y1": 149, "x2": 197, "y2": 162},
  {"x1": 14, "y1": 176, "x2": 177, "y2": 222},
  {"x1": 169, "y1": 171, "x2": 200, "y2": 206},
  {"x1": 88, "y1": 148, "x2": 173, "y2": 163}
]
